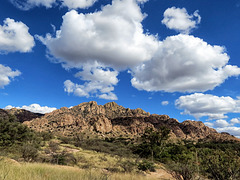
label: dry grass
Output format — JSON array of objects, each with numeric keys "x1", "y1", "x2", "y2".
[{"x1": 0, "y1": 158, "x2": 160, "y2": 180}]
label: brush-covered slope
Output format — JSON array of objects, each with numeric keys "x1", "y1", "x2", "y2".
[
  {"x1": 23, "y1": 101, "x2": 239, "y2": 142},
  {"x1": 0, "y1": 108, "x2": 43, "y2": 123},
  {"x1": 5, "y1": 108, "x2": 44, "y2": 123}
]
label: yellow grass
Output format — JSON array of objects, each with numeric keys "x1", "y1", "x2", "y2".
[{"x1": 0, "y1": 158, "x2": 160, "y2": 180}]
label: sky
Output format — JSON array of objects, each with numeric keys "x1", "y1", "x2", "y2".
[{"x1": 1, "y1": 0, "x2": 240, "y2": 137}]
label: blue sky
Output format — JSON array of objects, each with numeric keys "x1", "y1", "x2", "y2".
[{"x1": 1, "y1": 0, "x2": 240, "y2": 136}]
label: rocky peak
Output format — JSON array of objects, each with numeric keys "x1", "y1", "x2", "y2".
[
  {"x1": 104, "y1": 102, "x2": 119, "y2": 109},
  {"x1": 23, "y1": 101, "x2": 240, "y2": 142}
]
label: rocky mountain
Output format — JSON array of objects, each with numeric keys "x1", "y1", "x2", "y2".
[
  {"x1": 22, "y1": 101, "x2": 239, "y2": 142},
  {"x1": 0, "y1": 108, "x2": 43, "y2": 123}
]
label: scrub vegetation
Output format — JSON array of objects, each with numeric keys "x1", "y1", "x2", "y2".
[{"x1": 1, "y1": 114, "x2": 240, "y2": 180}]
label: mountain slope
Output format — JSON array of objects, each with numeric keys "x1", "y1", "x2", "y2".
[
  {"x1": 0, "y1": 108, "x2": 43, "y2": 123},
  {"x1": 22, "y1": 101, "x2": 239, "y2": 142}
]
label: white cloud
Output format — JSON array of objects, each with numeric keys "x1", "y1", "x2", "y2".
[
  {"x1": 61, "y1": 0, "x2": 98, "y2": 9},
  {"x1": 204, "y1": 122, "x2": 214, "y2": 128},
  {"x1": 161, "y1": 101, "x2": 169, "y2": 106},
  {"x1": 214, "y1": 119, "x2": 230, "y2": 128},
  {"x1": 230, "y1": 118, "x2": 240, "y2": 124},
  {"x1": 5, "y1": 104, "x2": 57, "y2": 114},
  {"x1": 0, "y1": 18, "x2": 35, "y2": 53},
  {"x1": 162, "y1": 7, "x2": 201, "y2": 34},
  {"x1": 136, "y1": 0, "x2": 149, "y2": 3},
  {"x1": 9, "y1": 0, "x2": 98, "y2": 10},
  {"x1": 34, "y1": 1, "x2": 240, "y2": 100},
  {"x1": 131, "y1": 34, "x2": 240, "y2": 93},
  {"x1": 64, "y1": 62, "x2": 118, "y2": 100},
  {"x1": 99, "y1": 92, "x2": 118, "y2": 100},
  {"x1": 0, "y1": 64, "x2": 21, "y2": 88},
  {"x1": 9, "y1": 0, "x2": 56, "y2": 10},
  {"x1": 38, "y1": 0, "x2": 158, "y2": 69},
  {"x1": 10, "y1": 0, "x2": 150, "y2": 10},
  {"x1": 215, "y1": 127, "x2": 240, "y2": 137},
  {"x1": 205, "y1": 120, "x2": 240, "y2": 137},
  {"x1": 175, "y1": 93, "x2": 240, "y2": 119}
]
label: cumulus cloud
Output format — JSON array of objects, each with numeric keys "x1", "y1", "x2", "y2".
[
  {"x1": 9, "y1": 0, "x2": 99, "y2": 10},
  {"x1": 204, "y1": 119, "x2": 240, "y2": 138},
  {"x1": 61, "y1": 0, "x2": 98, "y2": 9},
  {"x1": 5, "y1": 104, "x2": 57, "y2": 114},
  {"x1": 0, "y1": 18, "x2": 35, "y2": 53},
  {"x1": 64, "y1": 62, "x2": 118, "y2": 100},
  {"x1": 38, "y1": 0, "x2": 158, "y2": 69},
  {"x1": 136, "y1": 0, "x2": 149, "y2": 3},
  {"x1": 36, "y1": 1, "x2": 240, "y2": 99},
  {"x1": 10, "y1": 0, "x2": 150, "y2": 10},
  {"x1": 9, "y1": 0, "x2": 56, "y2": 10},
  {"x1": 162, "y1": 7, "x2": 201, "y2": 34},
  {"x1": 214, "y1": 119, "x2": 230, "y2": 128},
  {"x1": 230, "y1": 118, "x2": 240, "y2": 124},
  {"x1": 131, "y1": 34, "x2": 240, "y2": 93},
  {"x1": 12, "y1": 0, "x2": 99, "y2": 9},
  {"x1": 0, "y1": 64, "x2": 21, "y2": 88},
  {"x1": 175, "y1": 93, "x2": 240, "y2": 119},
  {"x1": 216, "y1": 127, "x2": 240, "y2": 137},
  {"x1": 161, "y1": 101, "x2": 169, "y2": 106},
  {"x1": 204, "y1": 122, "x2": 214, "y2": 128}
]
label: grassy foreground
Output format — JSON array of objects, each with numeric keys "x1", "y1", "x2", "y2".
[{"x1": 0, "y1": 159, "x2": 158, "y2": 180}]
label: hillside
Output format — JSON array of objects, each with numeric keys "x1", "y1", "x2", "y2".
[
  {"x1": 1, "y1": 102, "x2": 240, "y2": 179},
  {"x1": 20, "y1": 101, "x2": 239, "y2": 142}
]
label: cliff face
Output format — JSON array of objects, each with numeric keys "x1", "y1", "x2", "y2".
[{"x1": 22, "y1": 101, "x2": 239, "y2": 142}]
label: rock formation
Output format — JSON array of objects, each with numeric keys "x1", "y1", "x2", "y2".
[{"x1": 21, "y1": 101, "x2": 239, "y2": 142}]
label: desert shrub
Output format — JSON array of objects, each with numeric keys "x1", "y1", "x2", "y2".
[
  {"x1": 48, "y1": 141, "x2": 60, "y2": 153},
  {"x1": 137, "y1": 160, "x2": 155, "y2": 172},
  {"x1": 200, "y1": 149, "x2": 240, "y2": 180},
  {"x1": 119, "y1": 160, "x2": 136, "y2": 172},
  {"x1": 38, "y1": 131, "x2": 53, "y2": 141},
  {"x1": 21, "y1": 143, "x2": 38, "y2": 162},
  {"x1": 167, "y1": 161, "x2": 197, "y2": 180}
]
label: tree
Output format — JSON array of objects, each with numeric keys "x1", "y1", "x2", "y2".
[
  {"x1": 0, "y1": 116, "x2": 37, "y2": 146},
  {"x1": 134, "y1": 127, "x2": 170, "y2": 162}
]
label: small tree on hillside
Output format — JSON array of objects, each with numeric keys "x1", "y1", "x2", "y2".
[{"x1": 134, "y1": 127, "x2": 170, "y2": 162}]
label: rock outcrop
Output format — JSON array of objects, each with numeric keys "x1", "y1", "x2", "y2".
[{"x1": 22, "y1": 101, "x2": 239, "y2": 142}]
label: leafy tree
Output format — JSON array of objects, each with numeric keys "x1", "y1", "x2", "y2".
[
  {"x1": 134, "y1": 127, "x2": 170, "y2": 161},
  {"x1": 0, "y1": 116, "x2": 37, "y2": 146}
]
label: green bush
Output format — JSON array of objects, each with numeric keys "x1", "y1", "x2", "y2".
[
  {"x1": 200, "y1": 149, "x2": 240, "y2": 180},
  {"x1": 137, "y1": 160, "x2": 155, "y2": 172},
  {"x1": 0, "y1": 116, "x2": 38, "y2": 147},
  {"x1": 21, "y1": 143, "x2": 39, "y2": 162}
]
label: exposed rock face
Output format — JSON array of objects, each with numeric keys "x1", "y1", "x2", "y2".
[
  {"x1": 23, "y1": 101, "x2": 149, "y2": 135},
  {"x1": 23, "y1": 101, "x2": 239, "y2": 142}
]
